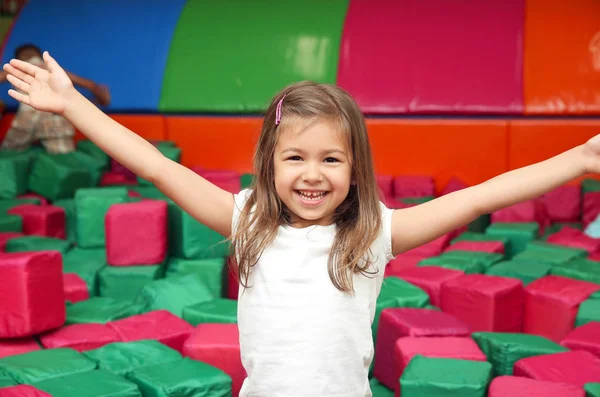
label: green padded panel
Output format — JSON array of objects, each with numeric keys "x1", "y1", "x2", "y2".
[
  {"x1": 83, "y1": 340, "x2": 182, "y2": 376},
  {"x1": 126, "y1": 358, "x2": 231, "y2": 397},
  {"x1": 551, "y1": 259, "x2": 600, "y2": 284},
  {"x1": 485, "y1": 222, "x2": 539, "y2": 258},
  {"x1": 0, "y1": 348, "x2": 96, "y2": 384},
  {"x1": 53, "y1": 198, "x2": 77, "y2": 244},
  {"x1": 66, "y1": 297, "x2": 145, "y2": 325},
  {"x1": 471, "y1": 332, "x2": 568, "y2": 376},
  {"x1": 160, "y1": 0, "x2": 348, "y2": 112},
  {"x1": 32, "y1": 369, "x2": 140, "y2": 397},
  {"x1": 400, "y1": 356, "x2": 492, "y2": 397},
  {"x1": 486, "y1": 260, "x2": 550, "y2": 286},
  {"x1": 183, "y1": 298, "x2": 238, "y2": 326},
  {"x1": 576, "y1": 298, "x2": 600, "y2": 327},
  {"x1": 63, "y1": 247, "x2": 107, "y2": 296},
  {"x1": 5, "y1": 236, "x2": 71, "y2": 254},
  {"x1": 75, "y1": 187, "x2": 129, "y2": 248},
  {"x1": 98, "y1": 264, "x2": 164, "y2": 301},
  {"x1": 166, "y1": 256, "x2": 227, "y2": 298},
  {"x1": 135, "y1": 273, "x2": 214, "y2": 317}
]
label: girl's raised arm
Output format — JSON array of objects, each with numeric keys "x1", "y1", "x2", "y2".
[{"x1": 3, "y1": 52, "x2": 234, "y2": 237}]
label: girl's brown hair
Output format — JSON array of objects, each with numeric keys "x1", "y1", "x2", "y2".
[{"x1": 231, "y1": 81, "x2": 382, "y2": 292}]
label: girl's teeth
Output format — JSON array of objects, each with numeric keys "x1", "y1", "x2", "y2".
[{"x1": 299, "y1": 191, "x2": 326, "y2": 200}]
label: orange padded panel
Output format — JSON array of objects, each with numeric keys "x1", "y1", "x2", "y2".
[
  {"x1": 366, "y1": 119, "x2": 509, "y2": 191},
  {"x1": 165, "y1": 116, "x2": 262, "y2": 172},
  {"x1": 75, "y1": 114, "x2": 166, "y2": 143},
  {"x1": 524, "y1": 0, "x2": 600, "y2": 114}
]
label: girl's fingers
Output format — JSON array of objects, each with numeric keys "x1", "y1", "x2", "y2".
[
  {"x1": 6, "y1": 74, "x2": 30, "y2": 93},
  {"x1": 43, "y1": 51, "x2": 60, "y2": 73},
  {"x1": 3, "y1": 63, "x2": 35, "y2": 85},
  {"x1": 9, "y1": 58, "x2": 42, "y2": 75},
  {"x1": 7, "y1": 88, "x2": 30, "y2": 105}
]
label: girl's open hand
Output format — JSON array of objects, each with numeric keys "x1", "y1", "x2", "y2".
[{"x1": 3, "y1": 51, "x2": 75, "y2": 115}]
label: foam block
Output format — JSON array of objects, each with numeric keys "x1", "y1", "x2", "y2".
[
  {"x1": 192, "y1": 167, "x2": 241, "y2": 194},
  {"x1": 437, "y1": 250, "x2": 504, "y2": 271},
  {"x1": 16, "y1": 193, "x2": 48, "y2": 206},
  {"x1": 52, "y1": 198, "x2": 77, "y2": 244},
  {"x1": 0, "y1": 348, "x2": 96, "y2": 384},
  {"x1": 63, "y1": 273, "x2": 89, "y2": 303},
  {"x1": 488, "y1": 376, "x2": 585, "y2": 397},
  {"x1": 183, "y1": 323, "x2": 244, "y2": 396},
  {"x1": 0, "y1": 251, "x2": 65, "y2": 337},
  {"x1": 66, "y1": 297, "x2": 144, "y2": 325},
  {"x1": 39, "y1": 323, "x2": 121, "y2": 352},
  {"x1": 6, "y1": 204, "x2": 65, "y2": 238},
  {"x1": 377, "y1": 175, "x2": 393, "y2": 199},
  {"x1": 527, "y1": 240, "x2": 588, "y2": 258},
  {"x1": 543, "y1": 186, "x2": 581, "y2": 222},
  {"x1": 445, "y1": 240, "x2": 505, "y2": 254},
  {"x1": 75, "y1": 187, "x2": 129, "y2": 248},
  {"x1": 107, "y1": 310, "x2": 194, "y2": 352},
  {"x1": 98, "y1": 264, "x2": 164, "y2": 301},
  {"x1": 441, "y1": 274, "x2": 524, "y2": 333},
  {"x1": 419, "y1": 256, "x2": 484, "y2": 274},
  {"x1": 587, "y1": 383, "x2": 600, "y2": 397},
  {"x1": 514, "y1": 351, "x2": 600, "y2": 387},
  {"x1": 472, "y1": 332, "x2": 568, "y2": 376},
  {"x1": 0, "y1": 214, "x2": 22, "y2": 233},
  {"x1": 374, "y1": 308, "x2": 471, "y2": 389},
  {"x1": 166, "y1": 256, "x2": 227, "y2": 298},
  {"x1": 62, "y1": 247, "x2": 107, "y2": 296},
  {"x1": 403, "y1": 233, "x2": 451, "y2": 257},
  {"x1": 384, "y1": 253, "x2": 427, "y2": 277},
  {"x1": 5, "y1": 236, "x2": 71, "y2": 254},
  {"x1": 486, "y1": 260, "x2": 550, "y2": 286},
  {"x1": 100, "y1": 171, "x2": 137, "y2": 186},
  {"x1": 524, "y1": 275, "x2": 600, "y2": 341},
  {"x1": 392, "y1": 175, "x2": 434, "y2": 199},
  {"x1": 83, "y1": 340, "x2": 182, "y2": 376},
  {"x1": 0, "y1": 386, "x2": 53, "y2": 397},
  {"x1": 105, "y1": 200, "x2": 167, "y2": 266},
  {"x1": 396, "y1": 266, "x2": 464, "y2": 307},
  {"x1": 551, "y1": 258, "x2": 600, "y2": 284},
  {"x1": 31, "y1": 369, "x2": 141, "y2": 397},
  {"x1": 547, "y1": 226, "x2": 600, "y2": 254},
  {"x1": 0, "y1": 232, "x2": 21, "y2": 251},
  {"x1": 561, "y1": 322, "x2": 600, "y2": 358},
  {"x1": 584, "y1": 192, "x2": 600, "y2": 227},
  {"x1": 485, "y1": 222, "x2": 539, "y2": 257},
  {"x1": 0, "y1": 338, "x2": 40, "y2": 359},
  {"x1": 491, "y1": 199, "x2": 549, "y2": 234},
  {"x1": 394, "y1": 337, "x2": 487, "y2": 394},
  {"x1": 183, "y1": 299, "x2": 238, "y2": 325},
  {"x1": 400, "y1": 356, "x2": 492, "y2": 397},
  {"x1": 577, "y1": 298, "x2": 600, "y2": 327},
  {"x1": 0, "y1": 151, "x2": 31, "y2": 199},
  {"x1": 76, "y1": 140, "x2": 110, "y2": 169}
]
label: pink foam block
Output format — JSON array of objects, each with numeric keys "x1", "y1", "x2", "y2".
[
  {"x1": 100, "y1": 171, "x2": 138, "y2": 186},
  {"x1": 0, "y1": 385, "x2": 53, "y2": 397},
  {"x1": 39, "y1": 323, "x2": 120, "y2": 352},
  {"x1": 392, "y1": 175, "x2": 434, "y2": 199},
  {"x1": 561, "y1": 322, "x2": 600, "y2": 358},
  {"x1": 441, "y1": 178, "x2": 468, "y2": 195},
  {"x1": 110, "y1": 159, "x2": 136, "y2": 181},
  {"x1": 583, "y1": 192, "x2": 600, "y2": 227},
  {"x1": 227, "y1": 257, "x2": 239, "y2": 300},
  {"x1": 524, "y1": 276, "x2": 600, "y2": 342},
  {"x1": 107, "y1": 310, "x2": 194, "y2": 352},
  {"x1": 491, "y1": 199, "x2": 550, "y2": 235},
  {"x1": 384, "y1": 253, "x2": 427, "y2": 278},
  {"x1": 63, "y1": 273, "x2": 89, "y2": 304},
  {"x1": 546, "y1": 226, "x2": 600, "y2": 254},
  {"x1": 542, "y1": 186, "x2": 581, "y2": 222},
  {"x1": 444, "y1": 240, "x2": 505, "y2": 254},
  {"x1": 514, "y1": 351, "x2": 600, "y2": 388},
  {"x1": 7, "y1": 204, "x2": 65, "y2": 239},
  {"x1": 488, "y1": 376, "x2": 585, "y2": 397},
  {"x1": 377, "y1": 175, "x2": 394, "y2": 199},
  {"x1": 394, "y1": 337, "x2": 487, "y2": 396},
  {"x1": 373, "y1": 308, "x2": 471, "y2": 389},
  {"x1": 105, "y1": 200, "x2": 167, "y2": 266},
  {"x1": 404, "y1": 233, "x2": 452, "y2": 257},
  {"x1": 16, "y1": 193, "x2": 48, "y2": 206},
  {"x1": 0, "y1": 338, "x2": 40, "y2": 359},
  {"x1": 396, "y1": 266, "x2": 464, "y2": 307},
  {"x1": 441, "y1": 274, "x2": 524, "y2": 333},
  {"x1": 0, "y1": 232, "x2": 22, "y2": 252},
  {"x1": 0, "y1": 251, "x2": 65, "y2": 337},
  {"x1": 192, "y1": 167, "x2": 241, "y2": 194},
  {"x1": 183, "y1": 323, "x2": 246, "y2": 397}
]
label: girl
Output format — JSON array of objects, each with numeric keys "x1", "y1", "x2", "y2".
[{"x1": 3, "y1": 52, "x2": 600, "y2": 396}]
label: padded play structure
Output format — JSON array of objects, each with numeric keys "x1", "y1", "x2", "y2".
[{"x1": 1, "y1": 0, "x2": 600, "y2": 396}]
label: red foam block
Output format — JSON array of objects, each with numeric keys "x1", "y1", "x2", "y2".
[
  {"x1": 39, "y1": 323, "x2": 120, "y2": 352},
  {"x1": 0, "y1": 251, "x2": 65, "y2": 338},
  {"x1": 546, "y1": 226, "x2": 600, "y2": 254},
  {"x1": 7, "y1": 204, "x2": 65, "y2": 239},
  {"x1": 0, "y1": 385, "x2": 53, "y2": 397},
  {"x1": 394, "y1": 337, "x2": 487, "y2": 396},
  {"x1": 0, "y1": 338, "x2": 40, "y2": 359},
  {"x1": 105, "y1": 200, "x2": 168, "y2": 266},
  {"x1": 183, "y1": 323, "x2": 246, "y2": 397},
  {"x1": 63, "y1": 273, "x2": 89, "y2": 304},
  {"x1": 514, "y1": 350, "x2": 600, "y2": 388},
  {"x1": 561, "y1": 321, "x2": 600, "y2": 358},
  {"x1": 491, "y1": 199, "x2": 550, "y2": 235},
  {"x1": 583, "y1": 192, "x2": 600, "y2": 227},
  {"x1": 542, "y1": 185, "x2": 581, "y2": 222},
  {"x1": 377, "y1": 175, "x2": 394, "y2": 199},
  {"x1": 392, "y1": 175, "x2": 434, "y2": 199},
  {"x1": 396, "y1": 266, "x2": 464, "y2": 307},
  {"x1": 100, "y1": 171, "x2": 138, "y2": 186},
  {"x1": 524, "y1": 276, "x2": 600, "y2": 342},
  {"x1": 373, "y1": 308, "x2": 471, "y2": 390},
  {"x1": 227, "y1": 257, "x2": 239, "y2": 300},
  {"x1": 192, "y1": 167, "x2": 241, "y2": 194},
  {"x1": 444, "y1": 240, "x2": 505, "y2": 254},
  {"x1": 441, "y1": 274, "x2": 524, "y2": 333},
  {"x1": 110, "y1": 159, "x2": 136, "y2": 181},
  {"x1": 0, "y1": 232, "x2": 22, "y2": 252},
  {"x1": 488, "y1": 376, "x2": 585, "y2": 397},
  {"x1": 107, "y1": 310, "x2": 194, "y2": 352},
  {"x1": 384, "y1": 253, "x2": 427, "y2": 278}
]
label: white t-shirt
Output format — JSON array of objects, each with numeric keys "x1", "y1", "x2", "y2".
[{"x1": 232, "y1": 189, "x2": 395, "y2": 397}]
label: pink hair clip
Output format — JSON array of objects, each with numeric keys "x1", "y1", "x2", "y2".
[{"x1": 275, "y1": 94, "x2": 286, "y2": 126}]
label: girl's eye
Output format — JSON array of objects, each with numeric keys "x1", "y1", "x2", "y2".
[
  {"x1": 324, "y1": 157, "x2": 339, "y2": 163},
  {"x1": 288, "y1": 156, "x2": 302, "y2": 161}
]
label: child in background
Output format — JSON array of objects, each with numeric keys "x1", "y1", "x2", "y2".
[
  {"x1": 0, "y1": 44, "x2": 110, "y2": 153},
  {"x1": 4, "y1": 51, "x2": 600, "y2": 396}
]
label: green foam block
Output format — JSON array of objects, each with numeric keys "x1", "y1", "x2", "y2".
[
  {"x1": 98, "y1": 264, "x2": 164, "y2": 301},
  {"x1": 183, "y1": 298, "x2": 238, "y2": 325},
  {"x1": 32, "y1": 369, "x2": 141, "y2": 397},
  {"x1": 166, "y1": 256, "x2": 227, "y2": 298},
  {"x1": 485, "y1": 222, "x2": 539, "y2": 258},
  {"x1": 0, "y1": 150, "x2": 31, "y2": 199},
  {"x1": 75, "y1": 187, "x2": 129, "y2": 248},
  {"x1": 486, "y1": 260, "x2": 551, "y2": 286},
  {"x1": 5, "y1": 236, "x2": 71, "y2": 254},
  {"x1": 576, "y1": 298, "x2": 600, "y2": 327},
  {"x1": 66, "y1": 297, "x2": 145, "y2": 325},
  {"x1": 63, "y1": 247, "x2": 107, "y2": 296}
]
